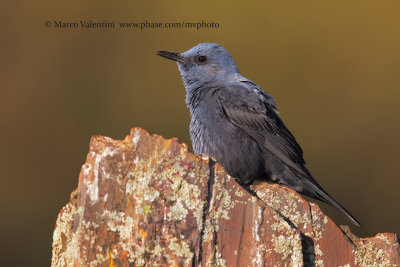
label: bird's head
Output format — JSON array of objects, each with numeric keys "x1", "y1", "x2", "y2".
[{"x1": 157, "y1": 43, "x2": 239, "y2": 90}]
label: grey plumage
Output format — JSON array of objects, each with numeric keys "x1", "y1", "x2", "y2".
[{"x1": 157, "y1": 43, "x2": 360, "y2": 226}]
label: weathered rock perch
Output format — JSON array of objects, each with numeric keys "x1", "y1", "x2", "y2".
[{"x1": 52, "y1": 127, "x2": 400, "y2": 267}]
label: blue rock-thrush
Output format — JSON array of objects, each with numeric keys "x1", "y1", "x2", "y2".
[{"x1": 157, "y1": 43, "x2": 360, "y2": 226}]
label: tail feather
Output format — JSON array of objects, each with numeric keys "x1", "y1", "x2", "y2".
[
  {"x1": 304, "y1": 179, "x2": 360, "y2": 226},
  {"x1": 268, "y1": 161, "x2": 360, "y2": 226}
]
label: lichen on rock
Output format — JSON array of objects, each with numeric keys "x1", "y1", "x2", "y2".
[{"x1": 51, "y1": 127, "x2": 400, "y2": 267}]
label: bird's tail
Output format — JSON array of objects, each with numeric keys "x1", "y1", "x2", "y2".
[{"x1": 302, "y1": 178, "x2": 360, "y2": 226}]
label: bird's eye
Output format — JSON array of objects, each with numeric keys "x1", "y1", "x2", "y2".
[{"x1": 196, "y1": 55, "x2": 208, "y2": 64}]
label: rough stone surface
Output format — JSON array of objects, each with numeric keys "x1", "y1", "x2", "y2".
[{"x1": 52, "y1": 127, "x2": 400, "y2": 267}]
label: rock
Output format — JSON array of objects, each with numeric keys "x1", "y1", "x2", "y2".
[{"x1": 51, "y1": 128, "x2": 400, "y2": 266}]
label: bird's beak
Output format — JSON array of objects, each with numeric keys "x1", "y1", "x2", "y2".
[{"x1": 157, "y1": 51, "x2": 188, "y2": 64}]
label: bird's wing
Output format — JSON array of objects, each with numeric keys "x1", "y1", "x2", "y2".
[
  {"x1": 217, "y1": 83, "x2": 308, "y2": 176},
  {"x1": 239, "y1": 80, "x2": 279, "y2": 113}
]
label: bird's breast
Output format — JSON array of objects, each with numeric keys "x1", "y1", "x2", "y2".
[{"x1": 189, "y1": 109, "x2": 227, "y2": 156}]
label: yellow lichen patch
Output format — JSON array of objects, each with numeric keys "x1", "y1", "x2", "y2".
[
  {"x1": 234, "y1": 188, "x2": 244, "y2": 198},
  {"x1": 212, "y1": 186, "x2": 235, "y2": 221},
  {"x1": 168, "y1": 200, "x2": 189, "y2": 221},
  {"x1": 254, "y1": 184, "x2": 311, "y2": 233},
  {"x1": 168, "y1": 237, "x2": 194, "y2": 266},
  {"x1": 214, "y1": 248, "x2": 227, "y2": 267},
  {"x1": 315, "y1": 244, "x2": 323, "y2": 256},
  {"x1": 375, "y1": 234, "x2": 393, "y2": 246},
  {"x1": 210, "y1": 169, "x2": 236, "y2": 223},
  {"x1": 271, "y1": 233, "x2": 303, "y2": 266},
  {"x1": 51, "y1": 203, "x2": 86, "y2": 266},
  {"x1": 354, "y1": 240, "x2": 393, "y2": 267},
  {"x1": 310, "y1": 203, "x2": 326, "y2": 241},
  {"x1": 142, "y1": 205, "x2": 151, "y2": 215},
  {"x1": 168, "y1": 178, "x2": 204, "y2": 227}
]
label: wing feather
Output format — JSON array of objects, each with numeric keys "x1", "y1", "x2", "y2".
[{"x1": 217, "y1": 83, "x2": 307, "y2": 176}]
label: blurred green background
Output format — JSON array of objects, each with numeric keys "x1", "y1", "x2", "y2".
[{"x1": 1, "y1": 0, "x2": 399, "y2": 265}]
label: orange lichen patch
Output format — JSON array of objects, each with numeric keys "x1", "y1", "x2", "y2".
[
  {"x1": 109, "y1": 250, "x2": 115, "y2": 267},
  {"x1": 138, "y1": 228, "x2": 148, "y2": 239}
]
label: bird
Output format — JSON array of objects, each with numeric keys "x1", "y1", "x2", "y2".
[{"x1": 157, "y1": 43, "x2": 360, "y2": 226}]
